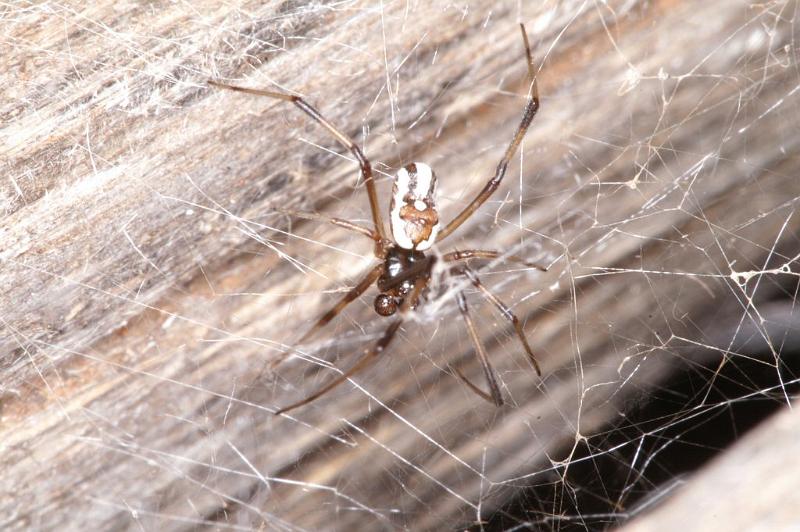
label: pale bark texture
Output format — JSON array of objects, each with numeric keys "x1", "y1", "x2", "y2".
[
  {"x1": 1, "y1": 1, "x2": 799, "y2": 530},
  {"x1": 623, "y1": 404, "x2": 800, "y2": 532}
]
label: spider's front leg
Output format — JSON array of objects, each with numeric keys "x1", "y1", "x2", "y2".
[
  {"x1": 453, "y1": 290, "x2": 505, "y2": 406},
  {"x1": 274, "y1": 274, "x2": 430, "y2": 416},
  {"x1": 268, "y1": 263, "x2": 384, "y2": 373},
  {"x1": 460, "y1": 265, "x2": 541, "y2": 375},
  {"x1": 274, "y1": 320, "x2": 402, "y2": 416},
  {"x1": 296, "y1": 264, "x2": 384, "y2": 346},
  {"x1": 443, "y1": 249, "x2": 548, "y2": 271},
  {"x1": 449, "y1": 263, "x2": 542, "y2": 407}
]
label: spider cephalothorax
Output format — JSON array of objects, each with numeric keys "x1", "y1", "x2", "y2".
[
  {"x1": 374, "y1": 246, "x2": 431, "y2": 316},
  {"x1": 210, "y1": 24, "x2": 544, "y2": 414}
]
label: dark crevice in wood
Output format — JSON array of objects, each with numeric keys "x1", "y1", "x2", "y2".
[{"x1": 484, "y1": 281, "x2": 800, "y2": 531}]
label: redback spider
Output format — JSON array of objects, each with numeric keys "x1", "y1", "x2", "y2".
[{"x1": 209, "y1": 24, "x2": 545, "y2": 415}]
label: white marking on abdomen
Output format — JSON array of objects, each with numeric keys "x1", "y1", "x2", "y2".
[{"x1": 390, "y1": 162, "x2": 440, "y2": 250}]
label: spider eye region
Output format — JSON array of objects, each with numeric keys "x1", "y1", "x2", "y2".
[
  {"x1": 374, "y1": 293, "x2": 398, "y2": 316},
  {"x1": 390, "y1": 162, "x2": 441, "y2": 250}
]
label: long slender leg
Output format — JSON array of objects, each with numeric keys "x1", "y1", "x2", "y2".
[
  {"x1": 269, "y1": 263, "x2": 384, "y2": 372},
  {"x1": 274, "y1": 274, "x2": 431, "y2": 415},
  {"x1": 450, "y1": 365, "x2": 496, "y2": 404},
  {"x1": 437, "y1": 24, "x2": 540, "y2": 242},
  {"x1": 454, "y1": 291, "x2": 504, "y2": 406},
  {"x1": 208, "y1": 80, "x2": 389, "y2": 254},
  {"x1": 274, "y1": 319, "x2": 402, "y2": 415},
  {"x1": 296, "y1": 263, "x2": 384, "y2": 346},
  {"x1": 460, "y1": 265, "x2": 542, "y2": 376},
  {"x1": 443, "y1": 249, "x2": 548, "y2": 271},
  {"x1": 272, "y1": 206, "x2": 379, "y2": 241}
]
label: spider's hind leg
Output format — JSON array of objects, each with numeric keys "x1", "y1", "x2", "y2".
[
  {"x1": 435, "y1": 24, "x2": 540, "y2": 243},
  {"x1": 271, "y1": 206, "x2": 380, "y2": 241},
  {"x1": 208, "y1": 80, "x2": 389, "y2": 254}
]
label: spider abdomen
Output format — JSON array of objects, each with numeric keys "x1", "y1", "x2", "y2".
[{"x1": 390, "y1": 162, "x2": 441, "y2": 251}]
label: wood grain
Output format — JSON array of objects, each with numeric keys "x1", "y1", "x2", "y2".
[
  {"x1": 623, "y1": 403, "x2": 800, "y2": 532},
  {"x1": 1, "y1": 0, "x2": 798, "y2": 529}
]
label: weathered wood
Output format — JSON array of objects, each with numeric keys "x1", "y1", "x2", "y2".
[
  {"x1": 1, "y1": 0, "x2": 798, "y2": 529},
  {"x1": 623, "y1": 403, "x2": 800, "y2": 532}
]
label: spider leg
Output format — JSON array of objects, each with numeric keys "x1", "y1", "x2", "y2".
[
  {"x1": 274, "y1": 275, "x2": 430, "y2": 415},
  {"x1": 437, "y1": 24, "x2": 540, "y2": 242},
  {"x1": 208, "y1": 80, "x2": 389, "y2": 255},
  {"x1": 460, "y1": 265, "x2": 542, "y2": 376},
  {"x1": 297, "y1": 263, "x2": 384, "y2": 347},
  {"x1": 443, "y1": 249, "x2": 548, "y2": 271},
  {"x1": 450, "y1": 365, "x2": 496, "y2": 404},
  {"x1": 272, "y1": 206, "x2": 379, "y2": 241},
  {"x1": 454, "y1": 290, "x2": 504, "y2": 406},
  {"x1": 274, "y1": 319, "x2": 402, "y2": 415}
]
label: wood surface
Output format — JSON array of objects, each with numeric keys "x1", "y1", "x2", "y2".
[
  {"x1": 1, "y1": 0, "x2": 798, "y2": 530},
  {"x1": 623, "y1": 404, "x2": 800, "y2": 532}
]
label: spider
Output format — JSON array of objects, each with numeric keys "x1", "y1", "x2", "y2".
[{"x1": 209, "y1": 24, "x2": 544, "y2": 415}]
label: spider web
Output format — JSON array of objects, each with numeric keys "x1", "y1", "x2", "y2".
[{"x1": 1, "y1": 1, "x2": 799, "y2": 531}]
